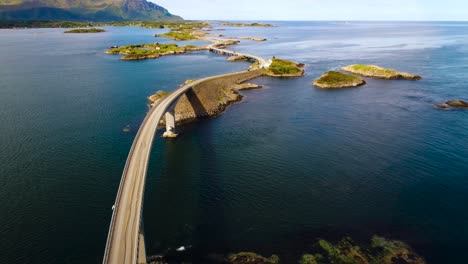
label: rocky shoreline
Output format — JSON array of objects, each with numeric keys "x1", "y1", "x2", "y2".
[{"x1": 148, "y1": 236, "x2": 425, "y2": 264}]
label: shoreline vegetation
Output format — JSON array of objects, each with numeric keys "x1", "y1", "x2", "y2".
[
  {"x1": 0, "y1": 20, "x2": 209, "y2": 29},
  {"x1": 147, "y1": 236, "x2": 425, "y2": 264},
  {"x1": 64, "y1": 28, "x2": 106, "y2": 33}
]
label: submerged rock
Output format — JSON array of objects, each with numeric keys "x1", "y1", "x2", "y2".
[
  {"x1": 341, "y1": 64, "x2": 421, "y2": 80},
  {"x1": 313, "y1": 71, "x2": 366, "y2": 89}
]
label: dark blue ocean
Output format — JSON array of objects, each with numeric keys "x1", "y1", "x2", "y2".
[{"x1": 0, "y1": 21, "x2": 467, "y2": 263}]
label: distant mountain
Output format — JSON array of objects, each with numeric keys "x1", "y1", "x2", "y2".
[{"x1": 0, "y1": 0, "x2": 182, "y2": 21}]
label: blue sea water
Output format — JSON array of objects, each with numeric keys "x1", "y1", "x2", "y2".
[{"x1": 0, "y1": 22, "x2": 467, "y2": 263}]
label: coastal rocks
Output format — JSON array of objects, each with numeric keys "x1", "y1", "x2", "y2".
[
  {"x1": 313, "y1": 71, "x2": 366, "y2": 89},
  {"x1": 446, "y1": 99, "x2": 468, "y2": 108},
  {"x1": 227, "y1": 55, "x2": 248, "y2": 61},
  {"x1": 148, "y1": 91, "x2": 169, "y2": 107},
  {"x1": 341, "y1": 64, "x2": 422, "y2": 80},
  {"x1": 435, "y1": 100, "x2": 468, "y2": 110},
  {"x1": 233, "y1": 83, "x2": 263, "y2": 90},
  {"x1": 227, "y1": 252, "x2": 279, "y2": 264},
  {"x1": 302, "y1": 236, "x2": 425, "y2": 264},
  {"x1": 264, "y1": 58, "x2": 305, "y2": 77}
]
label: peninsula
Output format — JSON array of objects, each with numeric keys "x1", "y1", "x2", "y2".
[
  {"x1": 313, "y1": 71, "x2": 366, "y2": 89},
  {"x1": 341, "y1": 64, "x2": 421, "y2": 80}
]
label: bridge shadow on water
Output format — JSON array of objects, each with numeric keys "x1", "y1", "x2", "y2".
[{"x1": 147, "y1": 88, "x2": 230, "y2": 263}]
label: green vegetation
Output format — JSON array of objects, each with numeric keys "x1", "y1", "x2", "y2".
[
  {"x1": 349, "y1": 64, "x2": 398, "y2": 75},
  {"x1": 266, "y1": 58, "x2": 303, "y2": 75},
  {"x1": 300, "y1": 236, "x2": 425, "y2": 264},
  {"x1": 156, "y1": 30, "x2": 197, "y2": 40},
  {"x1": 313, "y1": 71, "x2": 365, "y2": 89},
  {"x1": 300, "y1": 254, "x2": 318, "y2": 264},
  {"x1": 106, "y1": 42, "x2": 204, "y2": 60},
  {"x1": 64, "y1": 28, "x2": 106, "y2": 33},
  {"x1": 0, "y1": 20, "x2": 93, "y2": 28},
  {"x1": 148, "y1": 91, "x2": 169, "y2": 105},
  {"x1": 221, "y1": 22, "x2": 273, "y2": 27},
  {"x1": 228, "y1": 252, "x2": 279, "y2": 264},
  {"x1": 0, "y1": 0, "x2": 180, "y2": 21},
  {"x1": 341, "y1": 64, "x2": 421, "y2": 80},
  {"x1": 0, "y1": 20, "x2": 207, "y2": 29}
]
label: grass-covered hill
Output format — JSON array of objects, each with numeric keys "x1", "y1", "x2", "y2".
[{"x1": 0, "y1": 0, "x2": 181, "y2": 21}]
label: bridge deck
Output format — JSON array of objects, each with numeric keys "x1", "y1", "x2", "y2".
[{"x1": 103, "y1": 45, "x2": 267, "y2": 264}]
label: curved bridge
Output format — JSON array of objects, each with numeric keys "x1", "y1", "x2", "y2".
[{"x1": 103, "y1": 47, "x2": 268, "y2": 264}]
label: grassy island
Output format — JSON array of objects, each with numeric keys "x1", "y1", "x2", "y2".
[
  {"x1": 341, "y1": 64, "x2": 421, "y2": 80},
  {"x1": 106, "y1": 43, "x2": 205, "y2": 60},
  {"x1": 221, "y1": 22, "x2": 273, "y2": 27},
  {"x1": 64, "y1": 28, "x2": 106, "y2": 33},
  {"x1": 313, "y1": 71, "x2": 366, "y2": 89},
  {"x1": 263, "y1": 58, "x2": 304, "y2": 77},
  {"x1": 156, "y1": 30, "x2": 198, "y2": 40}
]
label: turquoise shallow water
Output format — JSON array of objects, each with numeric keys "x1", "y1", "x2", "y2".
[{"x1": 0, "y1": 22, "x2": 467, "y2": 263}]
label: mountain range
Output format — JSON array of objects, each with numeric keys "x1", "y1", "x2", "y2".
[{"x1": 0, "y1": 0, "x2": 181, "y2": 21}]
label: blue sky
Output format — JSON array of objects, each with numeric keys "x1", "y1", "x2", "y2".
[{"x1": 153, "y1": 0, "x2": 468, "y2": 21}]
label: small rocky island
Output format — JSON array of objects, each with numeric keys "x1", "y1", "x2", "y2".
[
  {"x1": 341, "y1": 64, "x2": 421, "y2": 80},
  {"x1": 105, "y1": 43, "x2": 206, "y2": 60},
  {"x1": 261, "y1": 58, "x2": 305, "y2": 77},
  {"x1": 435, "y1": 100, "x2": 468, "y2": 110},
  {"x1": 64, "y1": 28, "x2": 106, "y2": 33},
  {"x1": 220, "y1": 22, "x2": 273, "y2": 27},
  {"x1": 313, "y1": 71, "x2": 366, "y2": 89}
]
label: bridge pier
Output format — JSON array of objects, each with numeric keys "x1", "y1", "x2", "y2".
[
  {"x1": 137, "y1": 227, "x2": 147, "y2": 264},
  {"x1": 163, "y1": 109, "x2": 178, "y2": 138}
]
